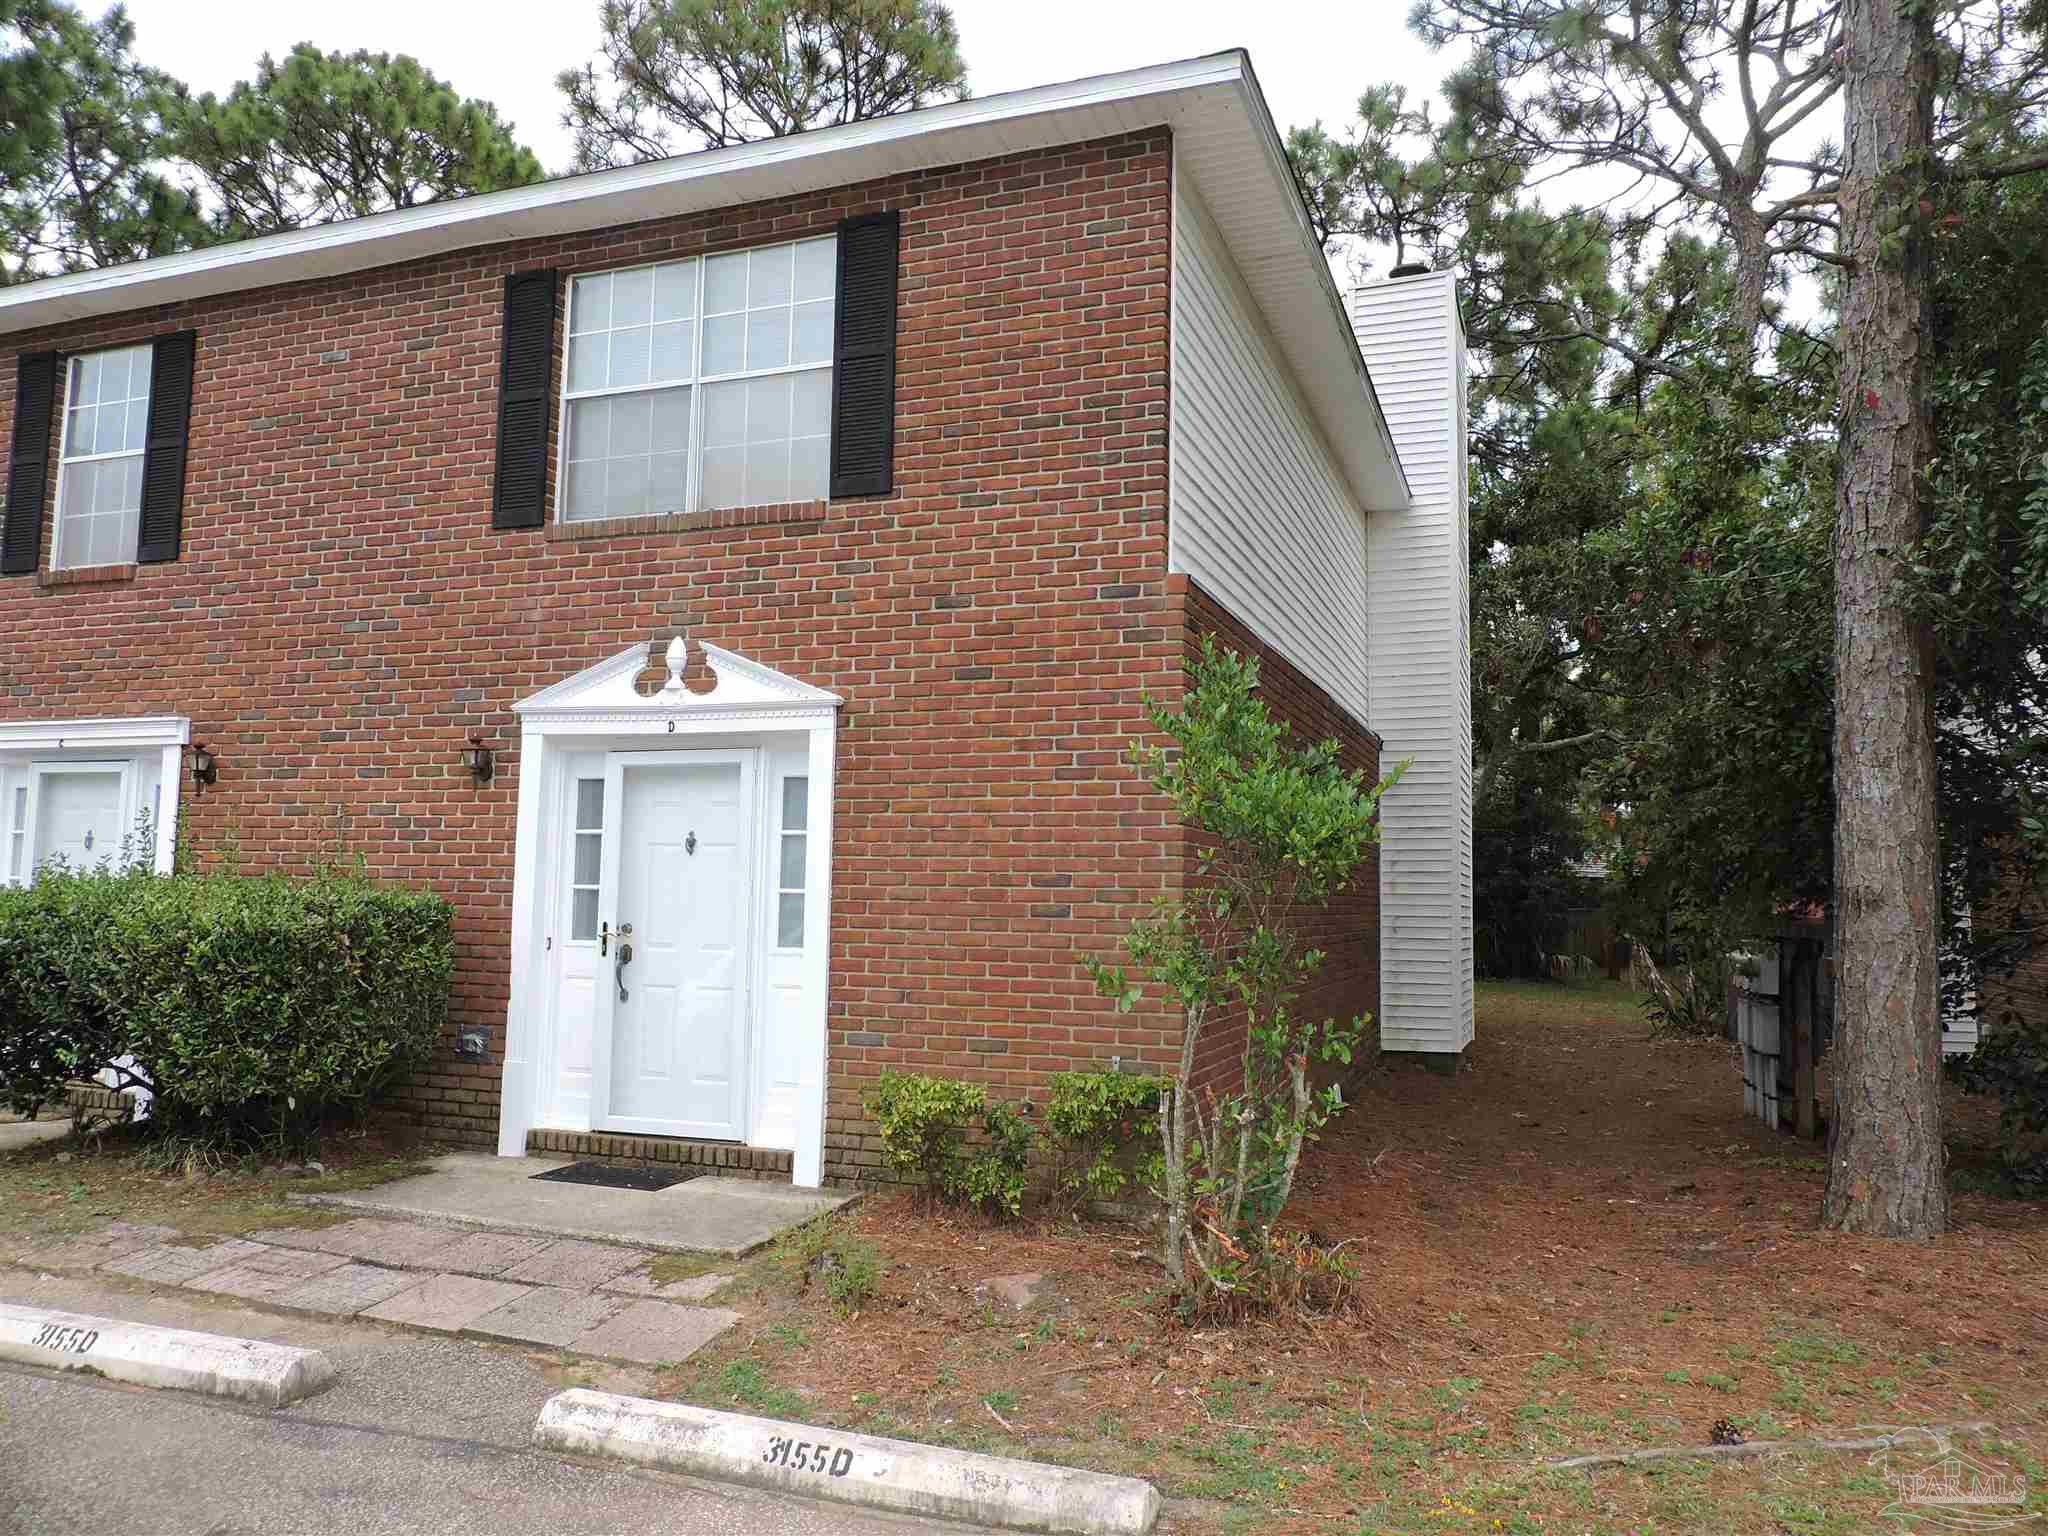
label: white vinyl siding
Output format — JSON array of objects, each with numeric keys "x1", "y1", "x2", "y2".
[
  {"x1": 53, "y1": 343, "x2": 152, "y2": 570},
  {"x1": 1353, "y1": 271, "x2": 1474, "y2": 1054},
  {"x1": 559, "y1": 236, "x2": 834, "y2": 522},
  {"x1": 1168, "y1": 171, "x2": 1374, "y2": 727}
]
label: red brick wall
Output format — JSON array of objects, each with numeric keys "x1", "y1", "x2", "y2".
[
  {"x1": 1170, "y1": 575, "x2": 1383, "y2": 1093},
  {"x1": 0, "y1": 131, "x2": 1185, "y2": 1183}
]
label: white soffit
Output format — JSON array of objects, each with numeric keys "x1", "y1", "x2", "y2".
[{"x1": 0, "y1": 51, "x2": 1404, "y2": 510}]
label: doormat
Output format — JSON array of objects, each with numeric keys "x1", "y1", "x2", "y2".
[{"x1": 528, "y1": 1161, "x2": 707, "y2": 1192}]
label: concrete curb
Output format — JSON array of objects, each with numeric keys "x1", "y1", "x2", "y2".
[
  {"x1": 533, "y1": 1388, "x2": 1161, "y2": 1535},
  {"x1": 0, "y1": 1303, "x2": 336, "y2": 1407}
]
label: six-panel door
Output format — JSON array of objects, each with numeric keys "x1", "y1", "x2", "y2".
[{"x1": 596, "y1": 755, "x2": 753, "y2": 1139}]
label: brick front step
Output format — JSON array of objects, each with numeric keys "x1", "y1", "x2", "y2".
[{"x1": 526, "y1": 1129, "x2": 791, "y2": 1182}]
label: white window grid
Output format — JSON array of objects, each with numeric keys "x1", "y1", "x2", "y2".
[
  {"x1": 557, "y1": 235, "x2": 836, "y2": 524},
  {"x1": 52, "y1": 343, "x2": 153, "y2": 571},
  {"x1": 568, "y1": 776, "x2": 604, "y2": 941},
  {"x1": 775, "y1": 774, "x2": 808, "y2": 950},
  {"x1": 5, "y1": 783, "x2": 25, "y2": 886}
]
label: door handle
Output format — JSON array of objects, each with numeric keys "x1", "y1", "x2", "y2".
[{"x1": 615, "y1": 940, "x2": 633, "y2": 1003}]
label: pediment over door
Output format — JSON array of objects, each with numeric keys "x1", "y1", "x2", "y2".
[{"x1": 513, "y1": 636, "x2": 841, "y2": 729}]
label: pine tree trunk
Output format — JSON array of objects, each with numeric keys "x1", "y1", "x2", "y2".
[{"x1": 1825, "y1": 0, "x2": 1948, "y2": 1237}]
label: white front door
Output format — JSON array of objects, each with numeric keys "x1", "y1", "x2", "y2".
[
  {"x1": 593, "y1": 752, "x2": 755, "y2": 1139},
  {"x1": 31, "y1": 763, "x2": 132, "y2": 873}
]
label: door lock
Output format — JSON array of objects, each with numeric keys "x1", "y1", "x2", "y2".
[
  {"x1": 686, "y1": 831, "x2": 697, "y2": 856},
  {"x1": 599, "y1": 920, "x2": 633, "y2": 959}
]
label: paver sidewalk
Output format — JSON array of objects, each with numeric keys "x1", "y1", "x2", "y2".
[{"x1": 8, "y1": 1217, "x2": 740, "y2": 1366}]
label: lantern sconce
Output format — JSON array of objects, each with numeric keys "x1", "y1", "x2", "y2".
[
  {"x1": 464, "y1": 734, "x2": 495, "y2": 786},
  {"x1": 189, "y1": 742, "x2": 218, "y2": 791}
]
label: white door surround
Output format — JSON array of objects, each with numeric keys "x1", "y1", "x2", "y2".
[
  {"x1": 0, "y1": 715, "x2": 188, "y2": 885},
  {"x1": 500, "y1": 637, "x2": 840, "y2": 1187}
]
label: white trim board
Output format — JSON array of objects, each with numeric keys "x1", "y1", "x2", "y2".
[
  {"x1": 0, "y1": 52, "x2": 1407, "y2": 513},
  {"x1": 0, "y1": 716, "x2": 190, "y2": 752}
]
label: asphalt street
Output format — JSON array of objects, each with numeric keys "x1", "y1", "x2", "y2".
[{"x1": 0, "y1": 1270, "x2": 980, "y2": 1536}]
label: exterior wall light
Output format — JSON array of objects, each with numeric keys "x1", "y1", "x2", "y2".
[
  {"x1": 189, "y1": 742, "x2": 218, "y2": 790},
  {"x1": 465, "y1": 735, "x2": 495, "y2": 785}
]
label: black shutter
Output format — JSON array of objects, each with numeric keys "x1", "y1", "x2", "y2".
[
  {"x1": 829, "y1": 211, "x2": 901, "y2": 499},
  {"x1": 492, "y1": 269, "x2": 558, "y2": 529},
  {"x1": 2, "y1": 351, "x2": 58, "y2": 575},
  {"x1": 136, "y1": 330, "x2": 197, "y2": 564}
]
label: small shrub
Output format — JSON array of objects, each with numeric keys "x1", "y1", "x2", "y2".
[
  {"x1": 865, "y1": 1071, "x2": 1031, "y2": 1218},
  {"x1": 1636, "y1": 944, "x2": 1736, "y2": 1040},
  {"x1": 954, "y1": 1099, "x2": 1032, "y2": 1219},
  {"x1": 1043, "y1": 1070, "x2": 1159, "y2": 1211},
  {"x1": 867, "y1": 1070, "x2": 987, "y2": 1197},
  {"x1": 0, "y1": 861, "x2": 453, "y2": 1157}
]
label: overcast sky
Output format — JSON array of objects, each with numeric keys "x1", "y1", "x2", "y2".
[{"x1": 115, "y1": 0, "x2": 1465, "y2": 195}]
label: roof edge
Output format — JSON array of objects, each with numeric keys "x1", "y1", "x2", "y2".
[{"x1": 0, "y1": 52, "x2": 1247, "y2": 335}]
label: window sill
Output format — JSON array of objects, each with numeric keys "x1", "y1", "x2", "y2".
[
  {"x1": 38, "y1": 563, "x2": 137, "y2": 590},
  {"x1": 545, "y1": 500, "x2": 828, "y2": 543}
]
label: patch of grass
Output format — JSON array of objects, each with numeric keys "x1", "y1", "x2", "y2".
[
  {"x1": 1769, "y1": 1330, "x2": 1862, "y2": 1368},
  {"x1": 0, "y1": 1143, "x2": 434, "y2": 1251},
  {"x1": 644, "y1": 1250, "x2": 727, "y2": 1285},
  {"x1": 822, "y1": 1236, "x2": 880, "y2": 1314},
  {"x1": 714, "y1": 1360, "x2": 806, "y2": 1419}
]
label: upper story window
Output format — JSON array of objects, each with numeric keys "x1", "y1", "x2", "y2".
[
  {"x1": 560, "y1": 235, "x2": 835, "y2": 523},
  {"x1": 54, "y1": 344, "x2": 152, "y2": 569}
]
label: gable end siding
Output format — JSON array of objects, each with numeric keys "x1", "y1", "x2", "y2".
[{"x1": 1167, "y1": 164, "x2": 1373, "y2": 730}]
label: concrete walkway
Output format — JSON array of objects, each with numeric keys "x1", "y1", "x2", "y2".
[
  {"x1": 295, "y1": 1153, "x2": 853, "y2": 1257},
  {"x1": 0, "y1": 1113, "x2": 72, "y2": 1154},
  {"x1": 13, "y1": 1214, "x2": 744, "y2": 1366}
]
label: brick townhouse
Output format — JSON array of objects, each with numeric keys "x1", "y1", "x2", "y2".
[{"x1": 0, "y1": 52, "x2": 1472, "y2": 1187}]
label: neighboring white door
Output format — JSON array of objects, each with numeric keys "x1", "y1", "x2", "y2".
[
  {"x1": 593, "y1": 752, "x2": 754, "y2": 1139},
  {"x1": 31, "y1": 763, "x2": 131, "y2": 873}
]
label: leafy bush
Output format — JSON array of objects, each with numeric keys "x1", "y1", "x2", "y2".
[
  {"x1": 865, "y1": 1070, "x2": 1031, "y2": 1218},
  {"x1": 1043, "y1": 1070, "x2": 1159, "y2": 1210},
  {"x1": 867, "y1": 1071, "x2": 986, "y2": 1191},
  {"x1": 0, "y1": 861, "x2": 454, "y2": 1154},
  {"x1": 953, "y1": 1098, "x2": 1031, "y2": 1219},
  {"x1": 1085, "y1": 640, "x2": 1403, "y2": 1315}
]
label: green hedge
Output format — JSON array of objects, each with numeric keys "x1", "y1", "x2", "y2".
[
  {"x1": 866, "y1": 1068, "x2": 1159, "y2": 1219},
  {"x1": 0, "y1": 863, "x2": 454, "y2": 1146}
]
